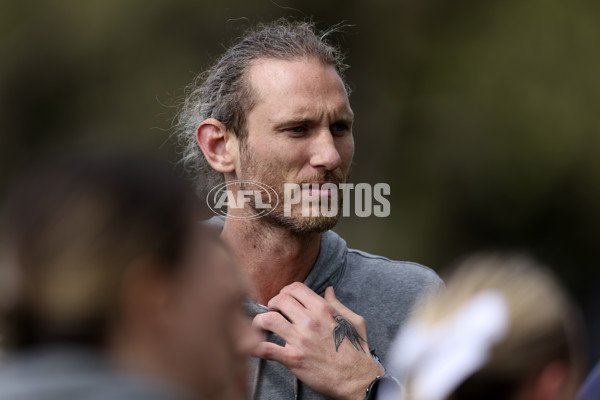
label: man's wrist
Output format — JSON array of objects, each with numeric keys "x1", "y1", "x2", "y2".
[
  {"x1": 343, "y1": 360, "x2": 385, "y2": 400},
  {"x1": 363, "y1": 374, "x2": 402, "y2": 400}
]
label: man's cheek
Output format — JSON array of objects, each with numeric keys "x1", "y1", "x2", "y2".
[{"x1": 342, "y1": 139, "x2": 354, "y2": 171}]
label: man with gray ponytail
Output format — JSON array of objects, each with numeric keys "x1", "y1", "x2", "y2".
[{"x1": 175, "y1": 18, "x2": 442, "y2": 400}]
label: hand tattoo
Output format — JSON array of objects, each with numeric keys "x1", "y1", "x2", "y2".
[{"x1": 332, "y1": 315, "x2": 367, "y2": 352}]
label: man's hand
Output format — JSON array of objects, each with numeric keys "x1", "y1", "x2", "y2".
[{"x1": 252, "y1": 283, "x2": 384, "y2": 400}]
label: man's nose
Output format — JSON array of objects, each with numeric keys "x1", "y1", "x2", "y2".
[{"x1": 309, "y1": 129, "x2": 342, "y2": 171}]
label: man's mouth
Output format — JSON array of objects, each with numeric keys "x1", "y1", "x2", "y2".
[{"x1": 301, "y1": 182, "x2": 338, "y2": 197}]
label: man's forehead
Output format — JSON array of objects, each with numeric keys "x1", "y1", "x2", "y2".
[
  {"x1": 248, "y1": 58, "x2": 344, "y2": 93},
  {"x1": 246, "y1": 57, "x2": 352, "y2": 118}
]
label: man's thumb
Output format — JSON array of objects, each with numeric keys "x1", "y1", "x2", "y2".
[
  {"x1": 324, "y1": 286, "x2": 368, "y2": 339},
  {"x1": 325, "y1": 286, "x2": 350, "y2": 314}
]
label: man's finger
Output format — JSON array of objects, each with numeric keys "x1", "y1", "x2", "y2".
[
  {"x1": 281, "y1": 282, "x2": 336, "y2": 316},
  {"x1": 251, "y1": 341, "x2": 287, "y2": 364},
  {"x1": 267, "y1": 293, "x2": 311, "y2": 324},
  {"x1": 252, "y1": 311, "x2": 296, "y2": 341}
]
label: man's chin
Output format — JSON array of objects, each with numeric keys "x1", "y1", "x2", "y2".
[{"x1": 266, "y1": 213, "x2": 340, "y2": 235}]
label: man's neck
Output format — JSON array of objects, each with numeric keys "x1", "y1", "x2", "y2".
[{"x1": 221, "y1": 218, "x2": 321, "y2": 305}]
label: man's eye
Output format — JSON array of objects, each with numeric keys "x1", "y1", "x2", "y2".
[
  {"x1": 286, "y1": 126, "x2": 307, "y2": 134},
  {"x1": 330, "y1": 123, "x2": 350, "y2": 135}
]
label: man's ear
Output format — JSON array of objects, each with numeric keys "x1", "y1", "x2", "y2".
[{"x1": 196, "y1": 118, "x2": 238, "y2": 174}]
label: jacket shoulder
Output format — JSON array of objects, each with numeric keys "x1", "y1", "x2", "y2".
[{"x1": 345, "y1": 248, "x2": 443, "y2": 291}]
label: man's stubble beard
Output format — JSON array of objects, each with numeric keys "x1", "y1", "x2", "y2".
[{"x1": 239, "y1": 145, "x2": 349, "y2": 235}]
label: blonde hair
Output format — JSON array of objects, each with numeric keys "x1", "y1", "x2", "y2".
[{"x1": 403, "y1": 253, "x2": 584, "y2": 400}]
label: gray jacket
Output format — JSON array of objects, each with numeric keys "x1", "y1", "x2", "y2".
[{"x1": 207, "y1": 217, "x2": 443, "y2": 400}]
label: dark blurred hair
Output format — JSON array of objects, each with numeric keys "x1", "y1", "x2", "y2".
[
  {"x1": 0, "y1": 153, "x2": 207, "y2": 350},
  {"x1": 175, "y1": 18, "x2": 350, "y2": 195}
]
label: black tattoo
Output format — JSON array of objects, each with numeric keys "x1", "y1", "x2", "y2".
[{"x1": 332, "y1": 315, "x2": 367, "y2": 352}]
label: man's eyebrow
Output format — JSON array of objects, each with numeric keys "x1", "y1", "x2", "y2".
[
  {"x1": 271, "y1": 113, "x2": 354, "y2": 128},
  {"x1": 333, "y1": 116, "x2": 354, "y2": 125},
  {"x1": 335, "y1": 110, "x2": 355, "y2": 124},
  {"x1": 272, "y1": 118, "x2": 313, "y2": 128}
]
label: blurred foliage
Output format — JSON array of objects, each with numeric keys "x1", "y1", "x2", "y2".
[{"x1": 1, "y1": 0, "x2": 599, "y2": 358}]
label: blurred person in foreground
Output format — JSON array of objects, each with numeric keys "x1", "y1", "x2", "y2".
[
  {"x1": 380, "y1": 253, "x2": 586, "y2": 400},
  {"x1": 175, "y1": 18, "x2": 442, "y2": 399},
  {"x1": 0, "y1": 154, "x2": 257, "y2": 400}
]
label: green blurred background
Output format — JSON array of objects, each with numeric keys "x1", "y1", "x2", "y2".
[{"x1": 1, "y1": 0, "x2": 599, "y2": 363}]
